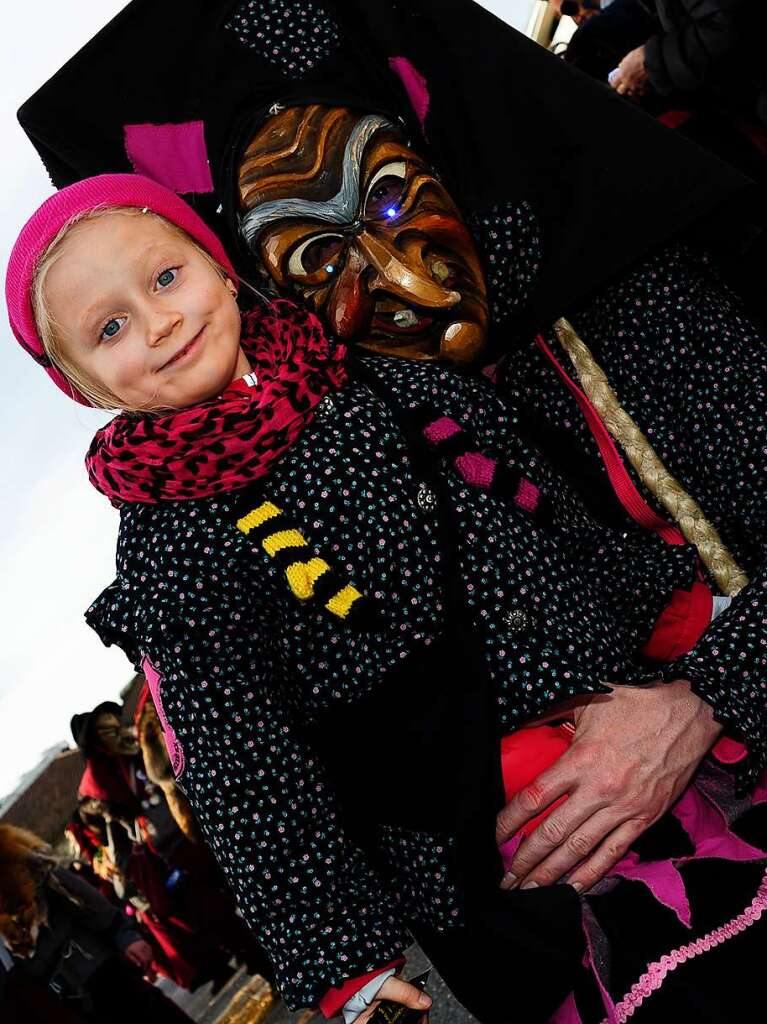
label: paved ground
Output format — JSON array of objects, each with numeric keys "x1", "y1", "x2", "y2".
[{"x1": 159, "y1": 945, "x2": 478, "y2": 1024}]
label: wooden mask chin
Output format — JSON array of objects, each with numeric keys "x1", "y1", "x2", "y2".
[{"x1": 238, "y1": 104, "x2": 488, "y2": 363}]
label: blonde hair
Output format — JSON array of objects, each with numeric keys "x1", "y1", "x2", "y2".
[
  {"x1": 554, "y1": 318, "x2": 748, "y2": 597},
  {"x1": 31, "y1": 206, "x2": 234, "y2": 413}
]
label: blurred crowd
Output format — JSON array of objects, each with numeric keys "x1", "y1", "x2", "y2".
[
  {"x1": 1, "y1": 685, "x2": 274, "y2": 1023},
  {"x1": 553, "y1": 0, "x2": 766, "y2": 180}
]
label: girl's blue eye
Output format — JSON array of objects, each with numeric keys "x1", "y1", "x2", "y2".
[
  {"x1": 100, "y1": 317, "x2": 126, "y2": 342},
  {"x1": 157, "y1": 268, "x2": 178, "y2": 288}
]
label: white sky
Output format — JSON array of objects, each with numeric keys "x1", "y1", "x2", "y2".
[{"x1": 0, "y1": 0, "x2": 536, "y2": 801}]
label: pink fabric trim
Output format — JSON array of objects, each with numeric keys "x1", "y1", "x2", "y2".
[
  {"x1": 549, "y1": 990, "x2": 583, "y2": 1024},
  {"x1": 603, "y1": 868, "x2": 767, "y2": 1023},
  {"x1": 141, "y1": 656, "x2": 185, "y2": 777},
  {"x1": 609, "y1": 851, "x2": 691, "y2": 927},
  {"x1": 455, "y1": 451, "x2": 496, "y2": 490},
  {"x1": 671, "y1": 783, "x2": 767, "y2": 862},
  {"x1": 124, "y1": 121, "x2": 215, "y2": 194},
  {"x1": 514, "y1": 478, "x2": 540, "y2": 513},
  {"x1": 423, "y1": 416, "x2": 462, "y2": 443},
  {"x1": 535, "y1": 335, "x2": 685, "y2": 546},
  {"x1": 388, "y1": 57, "x2": 430, "y2": 132}
]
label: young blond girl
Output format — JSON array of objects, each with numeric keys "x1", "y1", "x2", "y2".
[{"x1": 8, "y1": 174, "x2": 761, "y2": 1024}]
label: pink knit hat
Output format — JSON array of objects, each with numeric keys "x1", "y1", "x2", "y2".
[{"x1": 5, "y1": 173, "x2": 238, "y2": 406}]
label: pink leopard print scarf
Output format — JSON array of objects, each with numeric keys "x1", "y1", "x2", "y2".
[{"x1": 86, "y1": 300, "x2": 347, "y2": 507}]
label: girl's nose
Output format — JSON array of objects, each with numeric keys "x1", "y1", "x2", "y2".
[{"x1": 147, "y1": 309, "x2": 183, "y2": 346}]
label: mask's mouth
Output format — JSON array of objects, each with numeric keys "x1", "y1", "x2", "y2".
[{"x1": 371, "y1": 306, "x2": 435, "y2": 336}]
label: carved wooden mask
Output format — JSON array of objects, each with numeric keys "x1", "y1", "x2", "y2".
[{"x1": 238, "y1": 104, "x2": 488, "y2": 363}]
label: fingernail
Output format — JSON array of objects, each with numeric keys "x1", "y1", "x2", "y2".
[
  {"x1": 520, "y1": 880, "x2": 539, "y2": 890},
  {"x1": 500, "y1": 871, "x2": 518, "y2": 890},
  {"x1": 571, "y1": 881, "x2": 584, "y2": 893},
  {"x1": 419, "y1": 995, "x2": 432, "y2": 1008}
]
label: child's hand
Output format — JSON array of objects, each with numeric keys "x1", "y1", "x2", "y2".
[{"x1": 354, "y1": 975, "x2": 432, "y2": 1024}]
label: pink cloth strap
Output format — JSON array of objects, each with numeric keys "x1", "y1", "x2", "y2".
[{"x1": 535, "y1": 334, "x2": 685, "y2": 546}]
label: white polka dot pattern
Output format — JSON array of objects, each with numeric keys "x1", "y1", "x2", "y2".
[{"x1": 224, "y1": 0, "x2": 340, "y2": 75}]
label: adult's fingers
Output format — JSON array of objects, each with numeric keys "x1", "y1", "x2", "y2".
[
  {"x1": 496, "y1": 754, "x2": 583, "y2": 845},
  {"x1": 354, "y1": 977, "x2": 432, "y2": 1024},
  {"x1": 502, "y1": 806, "x2": 635, "y2": 890},
  {"x1": 563, "y1": 818, "x2": 645, "y2": 892}
]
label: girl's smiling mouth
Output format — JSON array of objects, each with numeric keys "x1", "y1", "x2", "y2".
[{"x1": 159, "y1": 327, "x2": 205, "y2": 371}]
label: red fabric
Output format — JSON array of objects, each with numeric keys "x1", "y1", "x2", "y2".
[
  {"x1": 501, "y1": 725, "x2": 574, "y2": 837},
  {"x1": 658, "y1": 109, "x2": 695, "y2": 130},
  {"x1": 641, "y1": 582, "x2": 713, "y2": 662},
  {"x1": 78, "y1": 756, "x2": 141, "y2": 816},
  {"x1": 85, "y1": 300, "x2": 347, "y2": 507},
  {"x1": 319, "y1": 958, "x2": 406, "y2": 1019},
  {"x1": 534, "y1": 334, "x2": 685, "y2": 546}
]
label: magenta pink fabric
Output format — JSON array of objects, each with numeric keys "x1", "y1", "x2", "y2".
[
  {"x1": 455, "y1": 451, "x2": 496, "y2": 490},
  {"x1": 142, "y1": 656, "x2": 184, "y2": 778},
  {"x1": 671, "y1": 782, "x2": 766, "y2": 862},
  {"x1": 389, "y1": 57, "x2": 430, "y2": 132},
  {"x1": 549, "y1": 991, "x2": 583, "y2": 1024},
  {"x1": 124, "y1": 121, "x2": 215, "y2": 194},
  {"x1": 609, "y1": 850, "x2": 692, "y2": 927},
  {"x1": 514, "y1": 477, "x2": 540, "y2": 513},
  {"x1": 422, "y1": 416, "x2": 462, "y2": 444},
  {"x1": 5, "y1": 173, "x2": 238, "y2": 405}
]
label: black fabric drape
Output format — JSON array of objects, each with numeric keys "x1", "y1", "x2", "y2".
[{"x1": 18, "y1": 0, "x2": 751, "y2": 336}]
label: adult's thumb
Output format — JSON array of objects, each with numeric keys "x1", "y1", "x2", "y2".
[{"x1": 377, "y1": 976, "x2": 432, "y2": 1011}]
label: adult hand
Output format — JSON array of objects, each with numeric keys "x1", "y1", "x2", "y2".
[
  {"x1": 353, "y1": 975, "x2": 432, "y2": 1024},
  {"x1": 496, "y1": 679, "x2": 722, "y2": 893},
  {"x1": 610, "y1": 45, "x2": 650, "y2": 98},
  {"x1": 123, "y1": 939, "x2": 154, "y2": 972}
]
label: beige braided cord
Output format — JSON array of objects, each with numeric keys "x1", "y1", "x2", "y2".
[{"x1": 553, "y1": 318, "x2": 749, "y2": 598}]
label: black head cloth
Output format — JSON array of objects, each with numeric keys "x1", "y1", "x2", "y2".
[
  {"x1": 70, "y1": 700, "x2": 123, "y2": 755},
  {"x1": 18, "y1": 0, "x2": 749, "y2": 334}
]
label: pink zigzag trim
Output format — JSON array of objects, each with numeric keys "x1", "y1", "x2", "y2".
[
  {"x1": 602, "y1": 868, "x2": 767, "y2": 1023},
  {"x1": 141, "y1": 656, "x2": 185, "y2": 778}
]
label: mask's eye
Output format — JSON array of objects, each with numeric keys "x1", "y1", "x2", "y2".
[
  {"x1": 287, "y1": 233, "x2": 345, "y2": 279},
  {"x1": 156, "y1": 267, "x2": 178, "y2": 288},
  {"x1": 100, "y1": 316, "x2": 127, "y2": 342},
  {"x1": 364, "y1": 160, "x2": 407, "y2": 220}
]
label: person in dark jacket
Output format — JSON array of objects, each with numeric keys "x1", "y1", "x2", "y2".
[
  {"x1": 0, "y1": 825, "x2": 192, "y2": 1024},
  {"x1": 565, "y1": 0, "x2": 767, "y2": 133},
  {"x1": 69, "y1": 701, "x2": 275, "y2": 991}
]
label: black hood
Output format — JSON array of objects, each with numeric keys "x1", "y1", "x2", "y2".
[{"x1": 18, "y1": 0, "x2": 751, "y2": 333}]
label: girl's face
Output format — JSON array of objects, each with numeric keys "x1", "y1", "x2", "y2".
[{"x1": 44, "y1": 211, "x2": 249, "y2": 410}]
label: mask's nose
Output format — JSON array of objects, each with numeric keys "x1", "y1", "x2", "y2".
[
  {"x1": 355, "y1": 230, "x2": 461, "y2": 310},
  {"x1": 323, "y1": 246, "x2": 376, "y2": 339}
]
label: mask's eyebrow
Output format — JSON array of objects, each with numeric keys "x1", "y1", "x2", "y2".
[{"x1": 239, "y1": 114, "x2": 396, "y2": 246}]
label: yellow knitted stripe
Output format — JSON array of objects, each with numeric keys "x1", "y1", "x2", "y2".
[
  {"x1": 325, "y1": 584, "x2": 363, "y2": 619},
  {"x1": 262, "y1": 529, "x2": 308, "y2": 558},
  {"x1": 237, "y1": 501, "x2": 282, "y2": 535},
  {"x1": 284, "y1": 557, "x2": 331, "y2": 600}
]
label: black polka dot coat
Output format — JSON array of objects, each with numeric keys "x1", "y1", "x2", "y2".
[{"x1": 87, "y1": 356, "x2": 700, "y2": 1008}]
